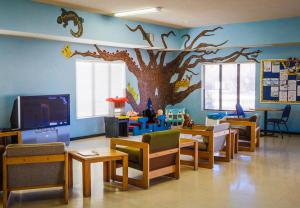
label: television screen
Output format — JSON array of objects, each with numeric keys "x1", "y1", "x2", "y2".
[{"x1": 20, "y1": 94, "x2": 70, "y2": 130}]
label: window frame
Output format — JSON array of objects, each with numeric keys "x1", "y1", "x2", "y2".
[
  {"x1": 203, "y1": 62, "x2": 255, "y2": 111},
  {"x1": 75, "y1": 59, "x2": 126, "y2": 119}
]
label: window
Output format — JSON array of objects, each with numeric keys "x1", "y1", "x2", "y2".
[
  {"x1": 203, "y1": 62, "x2": 255, "y2": 111},
  {"x1": 76, "y1": 60, "x2": 126, "y2": 118}
]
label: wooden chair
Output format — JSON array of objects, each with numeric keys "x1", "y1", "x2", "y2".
[
  {"x1": 110, "y1": 130, "x2": 180, "y2": 189},
  {"x1": 2, "y1": 143, "x2": 68, "y2": 208},
  {"x1": 222, "y1": 114, "x2": 260, "y2": 152},
  {"x1": 180, "y1": 123, "x2": 231, "y2": 169}
]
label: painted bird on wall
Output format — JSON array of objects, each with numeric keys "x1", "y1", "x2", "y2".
[
  {"x1": 61, "y1": 44, "x2": 73, "y2": 59},
  {"x1": 57, "y1": 8, "x2": 84, "y2": 38},
  {"x1": 174, "y1": 75, "x2": 192, "y2": 92}
]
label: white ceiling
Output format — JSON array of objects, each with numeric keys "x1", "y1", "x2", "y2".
[{"x1": 35, "y1": 0, "x2": 300, "y2": 28}]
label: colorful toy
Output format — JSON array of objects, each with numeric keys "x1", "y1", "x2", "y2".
[
  {"x1": 143, "y1": 98, "x2": 156, "y2": 123},
  {"x1": 152, "y1": 115, "x2": 171, "y2": 132},
  {"x1": 106, "y1": 97, "x2": 128, "y2": 116},
  {"x1": 165, "y1": 107, "x2": 186, "y2": 126},
  {"x1": 182, "y1": 114, "x2": 194, "y2": 129},
  {"x1": 129, "y1": 117, "x2": 153, "y2": 136}
]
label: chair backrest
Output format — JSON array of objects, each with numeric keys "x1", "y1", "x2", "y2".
[
  {"x1": 5, "y1": 143, "x2": 66, "y2": 189},
  {"x1": 212, "y1": 123, "x2": 230, "y2": 152},
  {"x1": 281, "y1": 105, "x2": 291, "y2": 122},
  {"x1": 236, "y1": 103, "x2": 246, "y2": 118},
  {"x1": 244, "y1": 114, "x2": 260, "y2": 139},
  {"x1": 142, "y1": 129, "x2": 180, "y2": 153}
]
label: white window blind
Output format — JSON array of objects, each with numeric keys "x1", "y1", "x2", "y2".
[{"x1": 76, "y1": 60, "x2": 126, "y2": 119}]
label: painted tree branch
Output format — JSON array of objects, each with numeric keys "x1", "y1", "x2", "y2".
[
  {"x1": 126, "y1": 24, "x2": 154, "y2": 47},
  {"x1": 161, "y1": 31, "x2": 176, "y2": 48},
  {"x1": 72, "y1": 45, "x2": 141, "y2": 75}
]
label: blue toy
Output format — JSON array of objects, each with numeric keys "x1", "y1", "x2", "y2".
[
  {"x1": 131, "y1": 117, "x2": 153, "y2": 136},
  {"x1": 152, "y1": 115, "x2": 171, "y2": 132}
]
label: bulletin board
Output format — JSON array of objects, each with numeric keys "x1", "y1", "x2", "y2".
[{"x1": 260, "y1": 59, "x2": 300, "y2": 104}]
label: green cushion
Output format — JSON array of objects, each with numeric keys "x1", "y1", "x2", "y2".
[
  {"x1": 116, "y1": 146, "x2": 143, "y2": 170},
  {"x1": 142, "y1": 129, "x2": 180, "y2": 153}
]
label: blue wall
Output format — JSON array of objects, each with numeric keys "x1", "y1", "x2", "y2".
[
  {"x1": 0, "y1": 0, "x2": 299, "y2": 137},
  {"x1": 0, "y1": 0, "x2": 180, "y2": 49}
]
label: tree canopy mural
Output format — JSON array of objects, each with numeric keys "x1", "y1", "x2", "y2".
[{"x1": 72, "y1": 25, "x2": 261, "y2": 112}]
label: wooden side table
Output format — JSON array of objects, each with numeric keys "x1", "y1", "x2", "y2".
[
  {"x1": 0, "y1": 130, "x2": 22, "y2": 144},
  {"x1": 180, "y1": 138, "x2": 198, "y2": 170},
  {"x1": 68, "y1": 148, "x2": 128, "y2": 197}
]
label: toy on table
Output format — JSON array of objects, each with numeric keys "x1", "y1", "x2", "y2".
[
  {"x1": 182, "y1": 114, "x2": 194, "y2": 129},
  {"x1": 142, "y1": 98, "x2": 156, "y2": 123},
  {"x1": 106, "y1": 97, "x2": 128, "y2": 116},
  {"x1": 129, "y1": 117, "x2": 153, "y2": 136},
  {"x1": 126, "y1": 109, "x2": 138, "y2": 117},
  {"x1": 165, "y1": 107, "x2": 186, "y2": 126}
]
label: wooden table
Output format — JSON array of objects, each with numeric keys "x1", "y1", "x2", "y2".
[
  {"x1": 180, "y1": 138, "x2": 198, "y2": 170},
  {"x1": 252, "y1": 108, "x2": 283, "y2": 136},
  {"x1": 0, "y1": 130, "x2": 22, "y2": 144},
  {"x1": 68, "y1": 148, "x2": 128, "y2": 197}
]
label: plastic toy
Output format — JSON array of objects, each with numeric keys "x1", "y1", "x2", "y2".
[
  {"x1": 165, "y1": 107, "x2": 186, "y2": 126},
  {"x1": 152, "y1": 115, "x2": 171, "y2": 132},
  {"x1": 129, "y1": 117, "x2": 153, "y2": 136}
]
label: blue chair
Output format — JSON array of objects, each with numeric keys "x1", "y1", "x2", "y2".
[
  {"x1": 236, "y1": 103, "x2": 246, "y2": 118},
  {"x1": 267, "y1": 105, "x2": 291, "y2": 139}
]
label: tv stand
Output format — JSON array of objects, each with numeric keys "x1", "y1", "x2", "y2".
[{"x1": 21, "y1": 126, "x2": 70, "y2": 145}]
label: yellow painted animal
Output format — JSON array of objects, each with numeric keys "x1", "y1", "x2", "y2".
[
  {"x1": 127, "y1": 83, "x2": 139, "y2": 102},
  {"x1": 175, "y1": 75, "x2": 192, "y2": 92},
  {"x1": 61, "y1": 44, "x2": 73, "y2": 59}
]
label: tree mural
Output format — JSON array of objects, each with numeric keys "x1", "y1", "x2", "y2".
[{"x1": 72, "y1": 25, "x2": 261, "y2": 112}]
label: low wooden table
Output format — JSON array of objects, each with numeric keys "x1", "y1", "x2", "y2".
[
  {"x1": 180, "y1": 138, "x2": 198, "y2": 170},
  {"x1": 0, "y1": 130, "x2": 22, "y2": 144},
  {"x1": 68, "y1": 148, "x2": 128, "y2": 197}
]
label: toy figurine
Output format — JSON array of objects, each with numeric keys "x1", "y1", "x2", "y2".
[{"x1": 183, "y1": 114, "x2": 194, "y2": 129}]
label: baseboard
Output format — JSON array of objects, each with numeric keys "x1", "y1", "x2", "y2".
[
  {"x1": 262, "y1": 130, "x2": 300, "y2": 135},
  {"x1": 70, "y1": 133, "x2": 106, "y2": 141}
]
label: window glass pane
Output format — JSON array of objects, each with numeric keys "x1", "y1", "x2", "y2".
[
  {"x1": 76, "y1": 61, "x2": 93, "y2": 118},
  {"x1": 110, "y1": 62, "x2": 126, "y2": 98},
  {"x1": 94, "y1": 62, "x2": 110, "y2": 116},
  {"x1": 204, "y1": 64, "x2": 219, "y2": 110},
  {"x1": 240, "y1": 63, "x2": 256, "y2": 110},
  {"x1": 222, "y1": 64, "x2": 237, "y2": 110}
]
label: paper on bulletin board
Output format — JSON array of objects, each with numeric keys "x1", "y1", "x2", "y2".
[
  {"x1": 280, "y1": 71, "x2": 288, "y2": 80},
  {"x1": 270, "y1": 78, "x2": 279, "y2": 86},
  {"x1": 280, "y1": 81, "x2": 288, "y2": 91},
  {"x1": 297, "y1": 85, "x2": 300, "y2": 96},
  {"x1": 279, "y1": 91, "x2": 287, "y2": 101},
  {"x1": 272, "y1": 62, "x2": 280, "y2": 73},
  {"x1": 288, "y1": 80, "x2": 297, "y2": 90},
  {"x1": 264, "y1": 61, "x2": 272, "y2": 72},
  {"x1": 263, "y1": 78, "x2": 271, "y2": 86},
  {"x1": 271, "y1": 87, "x2": 279, "y2": 97},
  {"x1": 288, "y1": 91, "x2": 296, "y2": 101}
]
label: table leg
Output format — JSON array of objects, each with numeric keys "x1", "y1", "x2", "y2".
[
  {"x1": 235, "y1": 132, "x2": 239, "y2": 154},
  {"x1": 103, "y1": 161, "x2": 111, "y2": 182},
  {"x1": 68, "y1": 156, "x2": 73, "y2": 188},
  {"x1": 194, "y1": 141, "x2": 198, "y2": 170},
  {"x1": 82, "y1": 161, "x2": 91, "y2": 197},
  {"x1": 230, "y1": 133, "x2": 234, "y2": 159},
  {"x1": 122, "y1": 155, "x2": 128, "y2": 191}
]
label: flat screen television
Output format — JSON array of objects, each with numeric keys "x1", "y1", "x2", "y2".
[{"x1": 10, "y1": 94, "x2": 70, "y2": 130}]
